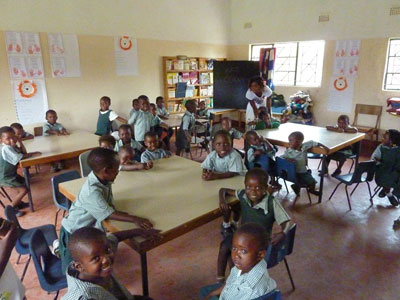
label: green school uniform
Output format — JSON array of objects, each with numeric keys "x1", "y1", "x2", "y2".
[
  {"x1": 255, "y1": 118, "x2": 280, "y2": 130},
  {"x1": 176, "y1": 110, "x2": 196, "y2": 150},
  {"x1": 95, "y1": 110, "x2": 111, "y2": 136},
  {"x1": 373, "y1": 145, "x2": 400, "y2": 189},
  {"x1": 0, "y1": 145, "x2": 25, "y2": 187}
]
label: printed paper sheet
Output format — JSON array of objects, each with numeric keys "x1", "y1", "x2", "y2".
[
  {"x1": 114, "y1": 36, "x2": 139, "y2": 76},
  {"x1": 48, "y1": 33, "x2": 81, "y2": 77}
]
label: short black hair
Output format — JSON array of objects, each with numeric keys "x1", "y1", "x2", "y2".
[
  {"x1": 338, "y1": 115, "x2": 350, "y2": 123},
  {"x1": 138, "y1": 95, "x2": 149, "y2": 101},
  {"x1": 185, "y1": 100, "x2": 196, "y2": 109},
  {"x1": 46, "y1": 109, "x2": 56, "y2": 117},
  {"x1": 144, "y1": 131, "x2": 158, "y2": 140},
  {"x1": 98, "y1": 134, "x2": 116, "y2": 147},
  {"x1": 213, "y1": 130, "x2": 232, "y2": 144},
  {"x1": 10, "y1": 123, "x2": 23, "y2": 130},
  {"x1": 68, "y1": 227, "x2": 108, "y2": 262},
  {"x1": 258, "y1": 110, "x2": 268, "y2": 119},
  {"x1": 119, "y1": 124, "x2": 132, "y2": 133},
  {"x1": 245, "y1": 130, "x2": 258, "y2": 142},
  {"x1": 389, "y1": 129, "x2": 400, "y2": 146},
  {"x1": 149, "y1": 103, "x2": 156, "y2": 108},
  {"x1": 245, "y1": 168, "x2": 269, "y2": 187},
  {"x1": 132, "y1": 98, "x2": 138, "y2": 104},
  {"x1": 235, "y1": 222, "x2": 269, "y2": 250},
  {"x1": 0, "y1": 126, "x2": 14, "y2": 136},
  {"x1": 118, "y1": 144, "x2": 134, "y2": 156},
  {"x1": 88, "y1": 147, "x2": 119, "y2": 173},
  {"x1": 248, "y1": 76, "x2": 265, "y2": 88},
  {"x1": 156, "y1": 96, "x2": 164, "y2": 102},
  {"x1": 289, "y1": 131, "x2": 304, "y2": 142},
  {"x1": 100, "y1": 96, "x2": 111, "y2": 104}
]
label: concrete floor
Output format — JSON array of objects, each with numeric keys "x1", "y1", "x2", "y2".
[{"x1": 2, "y1": 143, "x2": 400, "y2": 300}]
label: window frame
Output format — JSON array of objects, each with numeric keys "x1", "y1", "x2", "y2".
[{"x1": 383, "y1": 38, "x2": 400, "y2": 91}]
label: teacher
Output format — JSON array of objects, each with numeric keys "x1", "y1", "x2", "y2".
[{"x1": 245, "y1": 76, "x2": 273, "y2": 123}]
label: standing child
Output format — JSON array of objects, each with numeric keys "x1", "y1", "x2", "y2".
[
  {"x1": 0, "y1": 127, "x2": 40, "y2": 216},
  {"x1": 130, "y1": 98, "x2": 140, "y2": 117},
  {"x1": 98, "y1": 134, "x2": 116, "y2": 150},
  {"x1": 95, "y1": 96, "x2": 127, "y2": 136},
  {"x1": 281, "y1": 131, "x2": 329, "y2": 196},
  {"x1": 247, "y1": 110, "x2": 280, "y2": 130},
  {"x1": 118, "y1": 145, "x2": 153, "y2": 171},
  {"x1": 128, "y1": 96, "x2": 158, "y2": 145},
  {"x1": 114, "y1": 124, "x2": 145, "y2": 160},
  {"x1": 245, "y1": 76, "x2": 272, "y2": 124},
  {"x1": 325, "y1": 115, "x2": 358, "y2": 176},
  {"x1": 10, "y1": 123, "x2": 33, "y2": 140},
  {"x1": 156, "y1": 96, "x2": 170, "y2": 119},
  {"x1": 201, "y1": 130, "x2": 247, "y2": 181},
  {"x1": 60, "y1": 147, "x2": 155, "y2": 273},
  {"x1": 150, "y1": 103, "x2": 172, "y2": 149},
  {"x1": 141, "y1": 132, "x2": 171, "y2": 163},
  {"x1": 176, "y1": 100, "x2": 197, "y2": 156}
]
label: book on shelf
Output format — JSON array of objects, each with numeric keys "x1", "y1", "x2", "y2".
[
  {"x1": 179, "y1": 72, "x2": 190, "y2": 82},
  {"x1": 184, "y1": 61, "x2": 190, "y2": 70},
  {"x1": 189, "y1": 71, "x2": 198, "y2": 84},
  {"x1": 178, "y1": 60, "x2": 184, "y2": 70},
  {"x1": 207, "y1": 59, "x2": 214, "y2": 70},
  {"x1": 200, "y1": 87, "x2": 208, "y2": 96},
  {"x1": 168, "y1": 89, "x2": 175, "y2": 98},
  {"x1": 199, "y1": 59, "x2": 207, "y2": 70},
  {"x1": 210, "y1": 73, "x2": 214, "y2": 84},
  {"x1": 167, "y1": 73, "x2": 173, "y2": 85},
  {"x1": 190, "y1": 60, "x2": 198, "y2": 70},
  {"x1": 166, "y1": 60, "x2": 172, "y2": 71},
  {"x1": 207, "y1": 86, "x2": 213, "y2": 96},
  {"x1": 172, "y1": 73, "x2": 179, "y2": 84},
  {"x1": 200, "y1": 73, "x2": 210, "y2": 84},
  {"x1": 175, "y1": 82, "x2": 187, "y2": 98},
  {"x1": 185, "y1": 85, "x2": 195, "y2": 97}
]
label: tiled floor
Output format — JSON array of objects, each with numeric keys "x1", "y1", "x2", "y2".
[{"x1": 3, "y1": 143, "x2": 400, "y2": 300}]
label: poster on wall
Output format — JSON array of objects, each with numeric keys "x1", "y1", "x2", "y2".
[
  {"x1": 327, "y1": 76, "x2": 355, "y2": 113},
  {"x1": 48, "y1": 33, "x2": 81, "y2": 77},
  {"x1": 114, "y1": 36, "x2": 139, "y2": 76}
]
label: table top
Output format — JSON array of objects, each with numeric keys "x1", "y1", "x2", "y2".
[
  {"x1": 59, "y1": 155, "x2": 244, "y2": 252},
  {"x1": 257, "y1": 123, "x2": 365, "y2": 155},
  {"x1": 209, "y1": 108, "x2": 238, "y2": 115},
  {"x1": 163, "y1": 114, "x2": 183, "y2": 128},
  {"x1": 20, "y1": 130, "x2": 99, "y2": 167}
]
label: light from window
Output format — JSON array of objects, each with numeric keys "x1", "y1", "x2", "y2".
[{"x1": 383, "y1": 39, "x2": 400, "y2": 90}]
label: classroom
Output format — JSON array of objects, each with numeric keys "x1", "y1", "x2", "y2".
[{"x1": 0, "y1": 0, "x2": 399, "y2": 299}]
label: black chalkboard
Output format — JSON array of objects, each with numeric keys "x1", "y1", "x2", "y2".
[{"x1": 213, "y1": 61, "x2": 259, "y2": 109}]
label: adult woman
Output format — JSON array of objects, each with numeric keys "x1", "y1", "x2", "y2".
[{"x1": 245, "y1": 76, "x2": 272, "y2": 123}]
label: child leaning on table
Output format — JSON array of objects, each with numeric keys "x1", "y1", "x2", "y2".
[
  {"x1": 119, "y1": 145, "x2": 153, "y2": 171},
  {"x1": 62, "y1": 227, "x2": 159, "y2": 300},
  {"x1": 247, "y1": 110, "x2": 280, "y2": 130},
  {"x1": 95, "y1": 96, "x2": 127, "y2": 136},
  {"x1": 0, "y1": 126, "x2": 40, "y2": 216},
  {"x1": 60, "y1": 147, "x2": 156, "y2": 273},
  {"x1": 10, "y1": 123, "x2": 33, "y2": 140},
  {"x1": 281, "y1": 131, "x2": 329, "y2": 196},
  {"x1": 114, "y1": 124, "x2": 145, "y2": 160},
  {"x1": 141, "y1": 131, "x2": 171, "y2": 163},
  {"x1": 98, "y1": 134, "x2": 116, "y2": 150}
]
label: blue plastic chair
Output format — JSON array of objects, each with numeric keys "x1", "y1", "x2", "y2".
[
  {"x1": 51, "y1": 170, "x2": 81, "y2": 227},
  {"x1": 79, "y1": 150, "x2": 92, "y2": 177},
  {"x1": 266, "y1": 223, "x2": 297, "y2": 291},
  {"x1": 329, "y1": 160, "x2": 376, "y2": 210},
  {"x1": 252, "y1": 289, "x2": 282, "y2": 300},
  {"x1": 4, "y1": 205, "x2": 58, "y2": 282},
  {"x1": 29, "y1": 229, "x2": 67, "y2": 300}
]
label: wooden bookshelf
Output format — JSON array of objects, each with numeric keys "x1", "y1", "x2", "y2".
[{"x1": 162, "y1": 56, "x2": 225, "y2": 113}]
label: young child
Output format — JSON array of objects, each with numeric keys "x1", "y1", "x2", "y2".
[
  {"x1": 128, "y1": 96, "x2": 158, "y2": 144},
  {"x1": 118, "y1": 145, "x2": 153, "y2": 171},
  {"x1": 141, "y1": 132, "x2": 171, "y2": 163},
  {"x1": 150, "y1": 103, "x2": 172, "y2": 149},
  {"x1": 60, "y1": 147, "x2": 155, "y2": 273},
  {"x1": 114, "y1": 124, "x2": 145, "y2": 158},
  {"x1": 371, "y1": 129, "x2": 400, "y2": 206},
  {"x1": 62, "y1": 226, "x2": 160, "y2": 300},
  {"x1": 10, "y1": 123, "x2": 33, "y2": 140},
  {"x1": 98, "y1": 134, "x2": 116, "y2": 150},
  {"x1": 201, "y1": 223, "x2": 277, "y2": 300},
  {"x1": 196, "y1": 101, "x2": 210, "y2": 119},
  {"x1": 95, "y1": 96, "x2": 127, "y2": 136},
  {"x1": 221, "y1": 117, "x2": 243, "y2": 144},
  {"x1": 325, "y1": 115, "x2": 358, "y2": 176},
  {"x1": 130, "y1": 98, "x2": 140, "y2": 117},
  {"x1": 176, "y1": 100, "x2": 197, "y2": 156},
  {"x1": 201, "y1": 130, "x2": 247, "y2": 181},
  {"x1": 247, "y1": 110, "x2": 280, "y2": 130},
  {"x1": 0, "y1": 126, "x2": 40, "y2": 216},
  {"x1": 156, "y1": 96, "x2": 170, "y2": 119},
  {"x1": 216, "y1": 168, "x2": 290, "y2": 282},
  {"x1": 281, "y1": 131, "x2": 329, "y2": 196},
  {"x1": 43, "y1": 109, "x2": 69, "y2": 136}
]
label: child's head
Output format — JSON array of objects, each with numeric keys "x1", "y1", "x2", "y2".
[
  {"x1": 0, "y1": 126, "x2": 17, "y2": 147},
  {"x1": 149, "y1": 103, "x2": 157, "y2": 116},
  {"x1": 388, "y1": 129, "x2": 400, "y2": 146},
  {"x1": 245, "y1": 131, "x2": 261, "y2": 146},
  {"x1": 132, "y1": 99, "x2": 140, "y2": 111},
  {"x1": 248, "y1": 76, "x2": 265, "y2": 95},
  {"x1": 199, "y1": 101, "x2": 206, "y2": 110},
  {"x1": 138, "y1": 95, "x2": 149, "y2": 111},
  {"x1": 185, "y1": 100, "x2": 197, "y2": 113},
  {"x1": 258, "y1": 110, "x2": 270, "y2": 123},
  {"x1": 10, "y1": 123, "x2": 25, "y2": 139},
  {"x1": 244, "y1": 168, "x2": 269, "y2": 204},
  {"x1": 118, "y1": 124, "x2": 132, "y2": 145},
  {"x1": 213, "y1": 130, "x2": 232, "y2": 158},
  {"x1": 140, "y1": 97, "x2": 150, "y2": 112},
  {"x1": 337, "y1": 115, "x2": 350, "y2": 129},
  {"x1": 221, "y1": 117, "x2": 232, "y2": 132},
  {"x1": 156, "y1": 96, "x2": 164, "y2": 108},
  {"x1": 88, "y1": 147, "x2": 119, "y2": 182},
  {"x1": 288, "y1": 131, "x2": 304, "y2": 149},
  {"x1": 144, "y1": 131, "x2": 159, "y2": 152},
  {"x1": 69, "y1": 227, "x2": 115, "y2": 280},
  {"x1": 118, "y1": 145, "x2": 135, "y2": 165},
  {"x1": 98, "y1": 135, "x2": 116, "y2": 150},
  {"x1": 232, "y1": 223, "x2": 268, "y2": 273},
  {"x1": 45, "y1": 109, "x2": 58, "y2": 125},
  {"x1": 99, "y1": 96, "x2": 111, "y2": 112}
]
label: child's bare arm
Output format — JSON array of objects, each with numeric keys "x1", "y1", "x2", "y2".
[
  {"x1": 60, "y1": 128, "x2": 70, "y2": 135},
  {"x1": 120, "y1": 161, "x2": 152, "y2": 171},
  {"x1": 326, "y1": 125, "x2": 341, "y2": 132},
  {"x1": 45, "y1": 130, "x2": 61, "y2": 135},
  {"x1": 219, "y1": 188, "x2": 235, "y2": 213},
  {"x1": 108, "y1": 211, "x2": 153, "y2": 229},
  {"x1": 184, "y1": 129, "x2": 191, "y2": 142},
  {"x1": 21, "y1": 134, "x2": 34, "y2": 141},
  {"x1": 203, "y1": 171, "x2": 237, "y2": 181},
  {"x1": 116, "y1": 116, "x2": 128, "y2": 124},
  {"x1": 205, "y1": 284, "x2": 225, "y2": 299},
  {"x1": 112, "y1": 228, "x2": 162, "y2": 244},
  {"x1": 344, "y1": 126, "x2": 358, "y2": 133}
]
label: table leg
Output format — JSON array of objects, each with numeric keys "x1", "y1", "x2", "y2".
[
  {"x1": 140, "y1": 252, "x2": 149, "y2": 296},
  {"x1": 318, "y1": 155, "x2": 327, "y2": 203},
  {"x1": 354, "y1": 141, "x2": 361, "y2": 165},
  {"x1": 22, "y1": 167, "x2": 34, "y2": 212},
  {"x1": 238, "y1": 111, "x2": 242, "y2": 131}
]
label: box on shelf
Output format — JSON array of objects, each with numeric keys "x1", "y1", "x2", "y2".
[
  {"x1": 168, "y1": 89, "x2": 175, "y2": 98},
  {"x1": 185, "y1": 85, "x2": 195, "y2": 97}
]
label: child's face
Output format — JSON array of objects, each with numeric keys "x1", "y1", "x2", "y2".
[
  {"x1": 119, "y1": 128, "x2": 132, "y2": 144},
  {"x1": 132, "y1": 101, "x2": 140, "y2": 111},
  {"x1": 150, "y1": 105, "x2": 156, "y2": 116},
  {"x1": 213, "y1": 135, "x2": 231, "y2": 158},
  {"x1": 250, "y1": 81, "x2": 263, "y2": 95},
  {"x1": 231, "y1": 232, "x2": 265, "y2": 274},
  {"x1": 221, "y1": 119, "x2": 231, "y2": 132},
  {"x1": 1, "y1": 132, "x2": 17, "y2": 147},
  {"x1": 119, "y1": 150, "x2": 134, "y2": 165},
  {"x1": 289, "y1": 135, "x2": 303, "y2": 150},
  {"x1": 245, "y1": 175, "x2": 267, "y2": 204},
  {"x1": 262, "y1": 114, "x2": 271, "y2": 123},
  {"x1": 199, "y1": 102, "x2": 206, "y2": 110},
  {"x1": 144, "y1": 136, "x2": 158, "y2": 151},
  {"x1": 99, "y1": 141, "x2": 114, "y2": 150},
  {"x1": 12, "y1": 127, "x2": 24, "y2": 139},
  {"x1": 141, "y1": 100, "x2": 150, "y2": 112},
  {"x1": 100, "y1": 99, "x2": 110, "y2": 112},
  {"x1": 337, "y1": 118, "x2": 348, "y2": 129},
  {"x1": 186, "y1": 103, "x2": 197, "y2": 114},
  {"x1": 99, "y1": 161, "x2": 119, "y2": 183},
  {"x1": 46, "y1": 112, "x2": 58, "y2": 125},
  {"x1": 383, "y1": 132, "x2": 391, "y2": 146},
  {"x1": 247, "y1": 134, "x2": 261, "y2": 146},
  {"x1": 156, "y1": 99, "x2": 164, "y2": 108}
]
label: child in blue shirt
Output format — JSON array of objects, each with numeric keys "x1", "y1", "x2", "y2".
[
  {"x1": 128, "y1": 96, "x2": 158, "y2": 144},
  {"x1": 150, "y1": 103, "x2": 172, "y2": 150},
  {"x1": 156, "y1": 96, "x2": 170, "y2": 119},
  {"x1": 118, "y1": 145, "x2": 153, "y2": 171},
  {"x1": 130, "y1": 98, "x2": 140, "y2": 118},
  {"x1": 114, "y1": 124, "x2": 145, "y2": 161},
  {"x1": 98, "y1": 134, "x2": 116, "y2": 150},
  {"x1": 10, "y1": 123, "x2": 33, "y2": 140},
  {"x1": 176, "y1": 100, "x2": 197, "y2": 156},
  {"x1": 95, "y1": 96, "x2": 127, "y2": 136},
  {"x1": 141, "y1": 132, "x2": 171, "y2": 163}
]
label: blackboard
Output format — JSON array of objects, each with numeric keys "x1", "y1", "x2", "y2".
[{"x1": 213, "y1": 61, "x2": 259, "y2": 109}]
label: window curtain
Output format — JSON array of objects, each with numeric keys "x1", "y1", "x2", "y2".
[{"x1": 259, "y1": 48, "x2": 276, "y2": 90}]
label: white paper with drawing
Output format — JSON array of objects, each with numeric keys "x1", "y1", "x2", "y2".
[
  {"x1": 327, "y1": 76, "x2": 355, "y2": 113},
  {"x1": 114, "y1": 36, "x2": 139, "y2": 76},
  {"x1": 48, "y1": 33, "x2": 81, "y2": 77}
]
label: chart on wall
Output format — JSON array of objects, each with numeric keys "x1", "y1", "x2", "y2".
[
  {"x1": 48, "y1": 33, "x2": 81, "y2": 77},
  {"x1": 114, "y1": 36, "x2": 139, "y2": 76}
]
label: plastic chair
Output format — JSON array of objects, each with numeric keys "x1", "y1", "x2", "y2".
[
  {"x1": 252, "y1": 290, "x2": 282, "y2": 300},
  {"x1": 79, "y1": 150, "x2": 92, "y2": 177},
  {"x1": 29, "y1": 229, "x2": 67, "y2": 300},
  {"x1": 51, "y1": 170, "x2": 81, "y2": 227},
  {"x1": 4, "y1": 205, "x2": 58, "y2": 282},
  {"x1": 266, "y1": 223, "x2": 297, "y2": 291},
  {"x1": 328, "y1": 160, "x2": 376, "y2": 210},
  {"x1": 307, "y1": 152, "x2": 323, "y2": 170},
  {"x1": 352, "y1": 104, "x2": 382, "y2": 141}
]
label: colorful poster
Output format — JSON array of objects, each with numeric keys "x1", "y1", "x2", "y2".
[
  {"x1": 328, "y1": 76, "x2": 355, "y2": 113},
  {"x1": 114, "y1": 36, "x2": 139, "y2": 76},
  {"x1": 48, "y1": 33, "x2": 81, "y2": 77}
]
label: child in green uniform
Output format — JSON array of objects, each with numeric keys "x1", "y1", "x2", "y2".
[
  {"x1": 43, "y1": 110, "x2": 69, "y2": 136},
  {"x1": 248, "y1": 110, "x2": 280, "y2": 130},
  {"x1": 128, "y1": 96, "x2": 158, "y2": 144},
  {"x1": 95, "y1": 96, "x2": 127, "y2": 136},
  {"x1": 141, "y1": 132, "x2": 171, "y2": 163},
  {"x1": 0, "y1": 127, "x2": 40, "y2": 216},
  {"x1": 176, "y1": 100, "x2": 197, "y2": 156}
]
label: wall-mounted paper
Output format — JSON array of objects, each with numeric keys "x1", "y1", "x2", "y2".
[
  {"x1": 114, "y1": 36, "x2": 139, "y2": 76},
  {"x1": 48, "y1": 33, "x2": 81, "y2": 77},
  {"x1": 327, "y1": 76, "x2": 355, "y2": 113}
]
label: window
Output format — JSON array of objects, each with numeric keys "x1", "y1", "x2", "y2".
[
  {"x1": 383, "y1": 38, "x2": 400, "y2": 90},
  {"x1": 250, "y1": 40, "x2": 325, "y2": 87}
]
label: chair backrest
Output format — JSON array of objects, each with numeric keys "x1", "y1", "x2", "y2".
[
  {"x1": 51, "y1": 170, "x2": 81, "y2": 210},
  {"x1": 4, "y1": 205, "x2": 22, "y2": 229},
  {"x1": 79, "y1": 150, "x2": 92, "y2": 177},
  {"x1": 353, "y1": 104, "x2": 382, "y2": 129},
  {"x1": 33, "y1": 127, "x2": 43, "y2": 136},
  {"x1": 252, "y1": 290, "x2": 282, "y2": 300},
  {"x1": 276, "y1": 157, "x2": 297, "y2": 183},
  {"x1": 266, "y1": 223, "x2": 297, "y2": 269},
  {"x1": 350, "y1": 160, "x2": 376, "y2": 184}
]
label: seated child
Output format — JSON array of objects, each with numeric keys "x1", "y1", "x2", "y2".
[
  {"x1": 156, "y1": 96, "x2": 170, "y2": 119},
  {"x1": 0, "y1": 126, "x2": 40, "y2": 216},
  {"x1": 119, "y1": 145, "x2": 153, "y2": 171},
  {"x1": 98, "y1": 134, "x2": 116, "y2": 150},
  {"x1": 114, "y1": 124, "x2": 145, "y2": 159},
  {"x1": 245, "y1": 131, "x2": 276, "y2": 170},
  {"x1": 221, "y1": 117, "x2": 243, "y2": 145},
  {"x1": 95, "y1": 96, "x2": 127, "y2": 136},
  {"x1": 281, "y1": 131, "x2": 329, "y2": 196},
  {"x1": 216, "y1": 168, "x2": 290, "y2": 282},
  {"x1": 201, "y1": 223, "x2": 277, "y2": 300},
  {"x1": 141, "y1": 132, "x2": 171, "y2": 163},
  {"x1": 43, "y1": 109, "x2": 69, "y2": 136},
  {"x1": 60, "y1": 147, "x2": 155, "y2": 273},
  {"x1": 325, "y1": 115, "x2": 358, "y2": 176},
  {"x1": 130, "y1": 98, "x2": 140, "y2": 117},
  {"x1": 196, "y1": 101, "x2": 210, "y2": 119},
  {"x1": 176, "y1": 100, "x2": 197, "y2": 156},
  {"x1": 62, "y1": 226, "x2": 160, "y2": 300},
  {"x1": 201, "y1": 130, "x2": 247, "y2": 181},
  {"x1": 10, "y1": 123, "x2": 33, "y2": 140},
  {"x1": 128, "y1": 95, "x2": 158, "y2": 144},
  {"x1": 371, "y1": 129, "x2": 400, "y2": 206},
  {"x1": 150, "y1": 103, "x2": 172, "y2": 149},
  {"x1": 248, "y1": 110, "x2": 280, "y2": 130}
]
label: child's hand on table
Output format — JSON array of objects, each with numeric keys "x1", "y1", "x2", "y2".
[
  {"x1": 144, "y1": 161, "x2": 153, "y2": 170},
  {"x1": 137, "y1": 228, "x2": 162, "y2": 243},
  {"x1": 133, "y1": 216, "x2": 153, "y2": 229},
  {"x1": 202, "y1": 169, "x2": 215, "y2": 181}
]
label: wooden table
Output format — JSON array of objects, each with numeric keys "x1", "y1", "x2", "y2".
[
  {"x1": 257, "y1": 123, "x2": 365, "y2": 202},
  {"x1": 20, "y1": 130, "x2": 99, "y2": 211},
  {"x1": 163, "y1": 113, "x2": 183, "y2": 128},
  {"x1": 58, "y1": 155, "x2": 243, "y2": 296}
]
